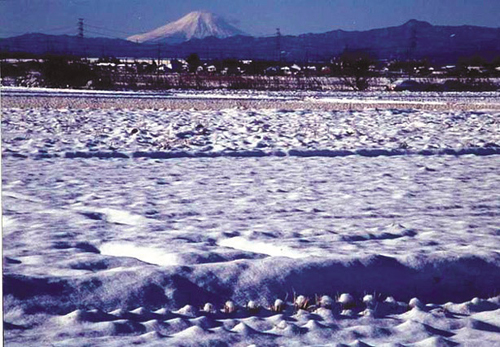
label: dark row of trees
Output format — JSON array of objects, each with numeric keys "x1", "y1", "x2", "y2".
[{"x1": 2, "y1": 51, "x2": 499, "y2": 91}]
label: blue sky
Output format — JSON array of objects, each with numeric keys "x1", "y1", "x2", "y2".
[{"x1": 1, "y1": 0, "x2": 499, "y2": 38}]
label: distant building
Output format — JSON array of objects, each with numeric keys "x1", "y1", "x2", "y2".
[{"x1": 281, "y1": 66, "x2": 291, "y2": 75}]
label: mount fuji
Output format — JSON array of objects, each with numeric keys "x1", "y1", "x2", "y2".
[{"x1": 127, "y1": 11, "x2": 247, "y2": 44}]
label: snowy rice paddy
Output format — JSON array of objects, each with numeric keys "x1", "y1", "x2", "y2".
[{"x1": 2, "y1": 88, "x2": 500, "y2": 346}]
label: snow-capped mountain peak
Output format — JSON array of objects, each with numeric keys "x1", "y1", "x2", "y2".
[{"x1": 127, "y1": 11, "x2": 246, "y2": 44}]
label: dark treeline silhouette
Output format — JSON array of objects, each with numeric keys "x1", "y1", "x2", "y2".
[
  {"x1": 1, "y1": 50, "x2": 499, "y2": 91},
  {"x1": 334, "y1": 50, "x2": 377, "y2": 91}
]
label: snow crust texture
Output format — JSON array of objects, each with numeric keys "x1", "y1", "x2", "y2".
[
  {"x1": 3, "y1": 93, "x2": 500, "y2": 346},
  {"x1": 2, "y1": 106, "x2": 499, "y2": 159}
]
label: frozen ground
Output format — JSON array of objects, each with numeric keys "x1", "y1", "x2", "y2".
[{"x1": 2, "y1": 91, "x2": 500, "y2": 346}]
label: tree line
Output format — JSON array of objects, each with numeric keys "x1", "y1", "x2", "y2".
[{"x1": 1, "y1": 51, "x2": 499, "y2": 91}]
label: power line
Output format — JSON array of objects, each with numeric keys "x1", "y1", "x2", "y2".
[
  {"x1": 1, "y1": 30, "x2": 32, "y2": 36},
  {"x1": 35, "y1": 25, "x2": 76, "y2": 33},
  {"x1": 85, "y1": 23, "x2": 137, "y2": 36},
  {"x1": 84, "y1": 29, "x2": 123, "y2": 39}
]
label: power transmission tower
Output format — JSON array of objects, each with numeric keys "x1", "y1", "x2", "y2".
[
  {"x1": 78, "y1": 18, "x2": 85, "y2": 57},
  {"x1": 78, "y1": 18, "x2": 84, "y2": 38},
  {"x1": 276, "y1": 28, "x2": 281, "y2": 63},
  {"x1": 408, "y1": 27, "x2": 417, "y2": 79},
  {"x1": 157, "y1": 43, "x2": 161, "y2": 66},
  {"x1": 408, "y1": 27, "x2": 417, "y2": 60}
]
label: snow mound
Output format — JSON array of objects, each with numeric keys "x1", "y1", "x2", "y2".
[{"x1": 6, "y1": 295, "x2": 495, "y2": 346}]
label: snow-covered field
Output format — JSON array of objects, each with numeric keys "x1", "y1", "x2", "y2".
[
  {"x1": 3, "y1": 87, "x2": 500, "y2": 111},
  {"x1": 2, "y1": 89, "x2": 500, "y2": 346}
]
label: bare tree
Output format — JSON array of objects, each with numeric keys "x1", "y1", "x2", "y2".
[{"x1": 338, "y1": 50, "x2": 376, "y2": 91}]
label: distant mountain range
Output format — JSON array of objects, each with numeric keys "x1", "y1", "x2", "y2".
[{"x1": 1, "y1": 15, "x2": 499, "y2": 64}]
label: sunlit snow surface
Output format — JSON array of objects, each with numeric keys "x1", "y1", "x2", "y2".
[{"x1": 3, "y1": 90, "x2": 500, "y2": 346}]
